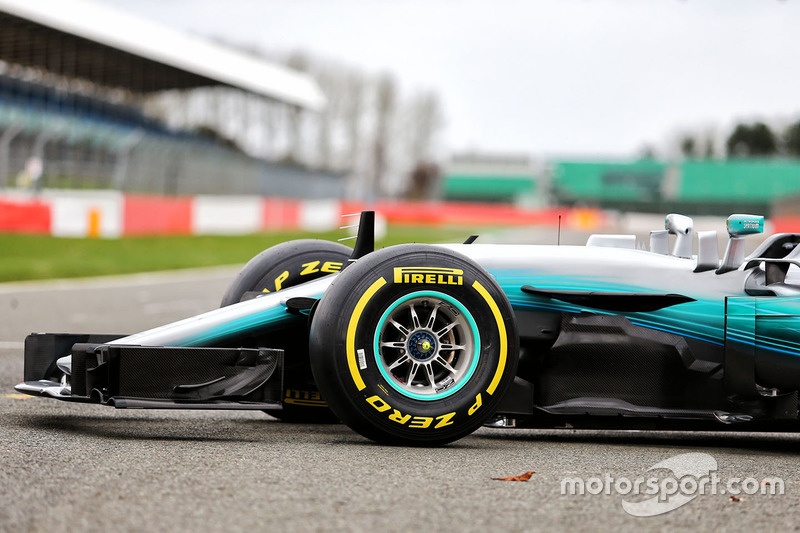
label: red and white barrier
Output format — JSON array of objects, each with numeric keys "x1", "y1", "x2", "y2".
[
  {"x1": 0, "y1": 197, "x2": 50, "y2": 233},
  {"x1": 124, "y1": 195, "x2": 193, "y2": 236},
  {"x1": 262, "y1": 197, "x2": 300, "y2": 231},
  {"x1": 0, "y1": 190, "x2": 607, "y2": 238}
]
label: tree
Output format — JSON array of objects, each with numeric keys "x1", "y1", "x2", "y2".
[
  {"x1": 702, "y1": 134, "x2": 716, "y2": 159},
  {"x1": 406, "y1": 91, "x2": 443, "y2": 164},
  {"x1": 371, "y1": 73, "x2": 397, "y2": 199},
  {"x1": 266, "y1": 50, "x2": 444, "y2": 198},
  {"x1": 342, "y1": 71, "x2": 365, "y2": 172},
  {"x1": 785, "y1": 119, "x2": 800, "y2": 158},
  {"x1": 406, "y1": 161, "x2": 440, "y2": 200},
  {"x1": 286, "y1": 51, "x2": 310, "y2": 163},
  {"x1": 638, "y1": 144, "x2": 657, "y2": 159},
  {"x1": 726, "y1": 122, "x2": 778, "y2": 157},
  {"x1": 679, "y1": 136, "x2": 696, "y2": 158}
]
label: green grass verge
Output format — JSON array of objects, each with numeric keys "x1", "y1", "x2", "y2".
[{"x1": 0, "y1": 225, "x2": 473, "y2": 283}]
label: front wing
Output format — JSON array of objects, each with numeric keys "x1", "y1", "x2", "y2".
[{"x1": 16, "y1": 333, "x2": 285, "y2": 410}]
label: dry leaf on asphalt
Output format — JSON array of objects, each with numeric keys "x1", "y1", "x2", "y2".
[{"x1": 492, "y1": 471, "x2": 535, "y2": 482}]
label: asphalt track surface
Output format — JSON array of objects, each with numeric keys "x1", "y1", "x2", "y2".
[{"x1": 1, "y1": 249, "x2": 799, "y2": 532}]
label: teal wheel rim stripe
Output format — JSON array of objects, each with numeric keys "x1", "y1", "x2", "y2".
[{"x1": 373, "y1": 290, "x2": 481, "y2": 401}]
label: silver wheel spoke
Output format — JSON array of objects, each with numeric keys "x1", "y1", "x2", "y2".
[
  {"x1": 407, "y1": 362, "x2": 420, "y2": 384},
  {"x1": 423, "y1": 362, "x2": 436, "y2": 389},
  {"x1": 389, "y1": 318, "x2": 410, "y2": 337},
  {"x1": 388, "y1": 354, "x2": 411, "y2": 371},
  {"x1": 439, "y1": 343, "x2": 465, "y2": 352},
  {"x1": 377, "y1": 295, "x2": 475, "y2": 398},
  {"x1": 425, "y1": 303, "x2": 440, "y2": 329},
  {"x1": 380, "y1": 341, "x2": 406, "y2": 350},
  {"x1": 409, "y1": 304, "x2": 421, "y2": 329},
  {"x1": 434, "y1": 355, "x2": 457, "y2": 375},
  {"x1": 436, "y1": 322, "x2": 457, "y2": 337}
]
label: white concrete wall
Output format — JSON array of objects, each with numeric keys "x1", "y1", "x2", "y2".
[
  {"x1": 43, "y1": 190, "x2": 123, "y2": 238},
  {"x1": 299, "y1": 199, "x2": 341, "y2": 232},
  {"x1": 192, "y1": 195, "x2": 263, "y2": 235}
]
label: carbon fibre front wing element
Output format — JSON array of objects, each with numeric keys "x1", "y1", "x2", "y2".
[{"x1": 15, "y1": 333, "x2": 284, "y2": 410}]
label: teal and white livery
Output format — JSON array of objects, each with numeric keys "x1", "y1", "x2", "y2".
[{"x1": 15, "y1": 212, "x2": 800, "y2": 446}]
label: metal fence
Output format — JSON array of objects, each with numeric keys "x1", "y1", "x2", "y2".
[{"x1": 0, "y1": 101, "x2": 345, "y2": 198}]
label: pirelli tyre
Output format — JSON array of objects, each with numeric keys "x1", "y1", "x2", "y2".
[
  {"x1": 222, "y1": 239, "x2": 351, "y2": 423},
  {"x1": 309, "y1": 244, "x2": 519, "y2": 446}
]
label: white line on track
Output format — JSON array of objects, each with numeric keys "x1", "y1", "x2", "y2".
[
  {"x1": 0, "y1": 265, "x2": 240, "y2": 294},
  {"x1": 0, "y1": 341, "x2": 25, "y2": 349}
]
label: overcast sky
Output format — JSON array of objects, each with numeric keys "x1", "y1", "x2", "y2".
[{"x1": 100, "y1": 0, "x2": 800, "y2": 159}]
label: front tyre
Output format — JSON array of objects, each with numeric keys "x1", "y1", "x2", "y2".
[
  {"x1": 221, "y1": 239, "x2": 351, "y2": 423},
  {"x1": 221, "y1": 239, "x2": 351, "y2": 307},
  {"x1": 309, "y1": 244, "x2": 518, "y2": 446}
]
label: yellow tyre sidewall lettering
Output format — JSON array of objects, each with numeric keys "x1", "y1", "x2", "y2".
[
  {"x1": 393, "y1": 266, "x2": 464, "y2": 285},
  {"x1": 366, "y1": 395, "x2": 456, "y2": 429},
  {"x1": 366, "y1": 395, "x2": 391, "y2": 412},
  {"x1": 301, "y1": 260, "x2": 343, "y2": 276},
  {"x1": 388, "y1": 410, "x2": 411, "y2": 424},
  {"x1": 321, "y1": 261, "x2": 342, "y2": 273},
  {"x1": 300, "y1": 261, "x2": 321, "y2": 275},
  {"x1": 468, "y1": 393, "x2": 482, "y2": 416},
  {"x1": 349, "y1": 275, "x2": 472, "y2": 429},
  {"x1": 284, "y1": 388, "x2": 327, "y2": 407},
  {"x1": 261, "y1": 260, "x2": 343, "y2": 293},
  {"x1": 327, "y1": 251, "x2": 515, "y2": 440},
  {"x1": 409, "y1": 416, "x2": 433, "y2": 429},
  {"x1": 274, "y1": 270, "x2": 289, "y2": 291},
  {"x1": 350, "y1": 276, "x2": 503, "y2": 431}
]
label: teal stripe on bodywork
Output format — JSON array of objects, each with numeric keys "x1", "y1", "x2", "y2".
[
  {"x1": 172, "y1": 306, "x2": 292, "y2": 346},
  {"x1": 492, "y1": 270, "x2": 727, "y2": 346},
  {"x1": 172, "y1": 293, "x2": 325, "y2": 346},
  {"x1": 725, "y1": 296, "x2": 800, "y2": 356},
  {"x1": 168, "y1": 266, "x2": 800, "y2": 363},
  {"x1": 495, "y1": 269, "x2": 800, "y2": 357}
]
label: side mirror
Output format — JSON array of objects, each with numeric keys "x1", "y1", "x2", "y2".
[
  {"x1": 717, "y1": 214, "x2": 764, "y2": 274},
  {"x1": 665, "y1": 214, "x2": 694, "y2": 258},
  {"x1": 726, "y1": 214, "x2": 764, "y2": 237}
]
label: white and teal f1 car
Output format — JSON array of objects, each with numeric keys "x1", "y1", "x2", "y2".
[{"x1": 15, "y1": 212, "x2": 800, "y2": 445}]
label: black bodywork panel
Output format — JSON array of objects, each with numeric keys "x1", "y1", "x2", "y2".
[
  {"x1": 20, "y1": 333, "x2": 284, "y2": 410},
  {"x1": 497, "y1": 309, "x2": 799, "y2": 429},
  {"x1": 521, "y1": 285, "x2": 696, "y2": 312}
]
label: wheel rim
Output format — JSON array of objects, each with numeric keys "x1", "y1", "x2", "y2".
[{"x1": 374, "y1": 291, "x2": 480, "y2": 401}]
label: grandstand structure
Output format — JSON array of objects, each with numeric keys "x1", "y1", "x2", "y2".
[
  {"x1": 442, "y1": 154, "x2": 800, "y2": 216},
  {"x1": 442, "y1": 153, "x2": 538, "y2": 204},
  {"x1": 0, "y1": 0, "x2": 343, "y2": 198},
  {"x1": 550, "y1": 159, "x2": 800, "y2": 216}
]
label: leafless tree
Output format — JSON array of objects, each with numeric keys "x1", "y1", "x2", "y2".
[
  {"x1": 144, "y1": 41, "x2": 445, "y2": 198},
  {"x1": 406, "y1": 90, "x2": 443, "y2": 164},
  {"x1": 285, "y1": 51, "x2": 310, "y2": 164},
  {"x1": 371, "y1": 73, "x2": 397, "y2": 199},
  {"x1": 342, "y1": 71, "x2": 365, "y2": 173}
]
